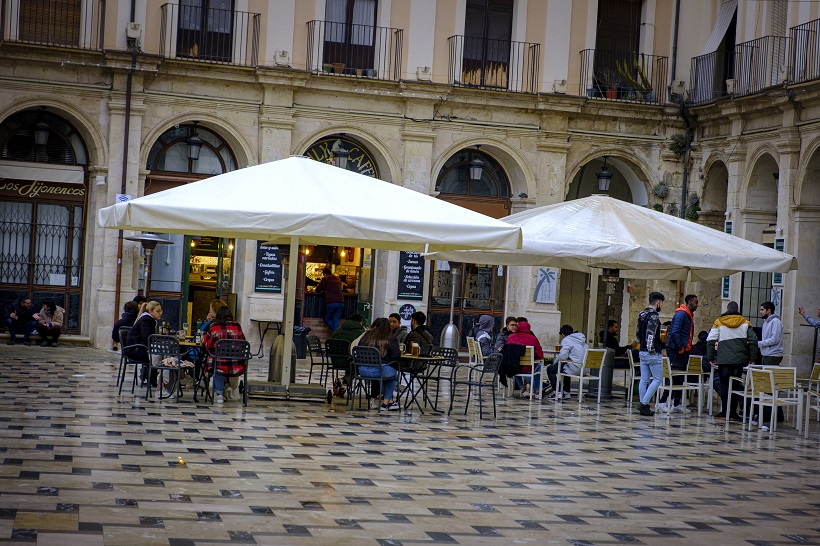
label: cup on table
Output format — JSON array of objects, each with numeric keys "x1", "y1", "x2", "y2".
[
  {"x1": 554, "y1": 345, "x2": 561, "y2": 351},
  {"x1": 399, "y1": 343, "x2": 406, "y2": 354},
  {"x1": 182, "y1": 323, "x2": 189, "y2": 336},
  {"x1": 411, "y1": 342, "x2": 420, "y2": 357}
]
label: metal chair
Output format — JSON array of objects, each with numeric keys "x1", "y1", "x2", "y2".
[
  {"x1": 655, "y1": 356, "x2": 701, "y2": 414},
  {"x1": 749, "y1": 367, "x2": 803, "y2": 434},
  {"x1": 116, "y1": 326, "x2": 135, "y2": 393},
  {"x1": 208, "y1": 339, "x2": 252, "y2": 406},
  {"x1": 448, "y1": 352, "x2": 502, "y2": 419},
  {"x1": 803, "y1": 363, "x2": 820, "y2": 438},
  {"x1": 325, "y1": 338, "x2": 352, "y2": 399},
  {"x1": 625, "y1": 349, "x2": 641, "y2": 406},
  {"x1": 146, "y1": 334, "x2": 183, "y2": 402},
  {"x1": 306, "y1": 334, "x2": 327, "y2": 385},
  {"x1": 349, "y1": 345, "x2": 388, "y2": 409},
  {"x1": 509, "y1": 346, "x2": 539, "y2": 400},
  {"x1": 557, "y1": 348, "x2": 607, "y2": 403},
  {"x1": 427, "y1": 346, "x2": 458, "y2": 410}
]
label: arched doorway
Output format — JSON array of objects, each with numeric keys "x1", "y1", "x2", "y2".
[
  {"x1": 0, "y1": 109, "x2": 88, "y2": 333},
  {"x1": 301, "y1": 134, "x2": 380, "y2": 332},
  {"x1": 145, "y1": 122, "x2": 237, "y2": 327},
  {"x1": 429, "y1": 147, "x2": 512, "y2": 345}
]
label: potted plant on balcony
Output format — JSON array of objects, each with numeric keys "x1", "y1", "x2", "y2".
[
  {"x1": 596, "y1": 67, "x2": 622, "y2": 99},
  {"x1": 616, "y1": 54, "x2": 654, "y2": 101}
]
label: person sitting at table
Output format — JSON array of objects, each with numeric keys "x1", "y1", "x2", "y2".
[
  {"x1": 356, "y1": 317, "x2": 401, "y2": 411},
  {"x1": 494, "y1": 316, "x2": 518, "y2": 352},
  {"x1": 201, "y1": 299, "x2": 227, "y2": 333},
  {"x1": 202, "y1": 306, "x2": 246, "y2": 403},
  {"x1": 111, "y1": 300, "x2": 139, "y2": 352},
  {"x1": 35, "y1": 299, "x2": 65, "y2": 347},
  {"x1": 389, "y1": 313, "x2": 409, "y2": 345},
  {"x1": 471, "y1": 314, "x2": 496, "y2": 359},
  {"x1": 599, "y1": 320, "x2": 637, "y2": 357},
  {"x1": 505, "y1": 320, "x2": 544, "y2": 399},
  {"x1": 547, "y1": 324, "x2": 587, "y2": 401},
  {"x1": 332, "y1": 313, "x2": 365, "y2": 344},
  {"x1": 125, "y1": 301, "x2": 164, "y2": 395},
  {"x1": 404, "y1": 311, "x2": 434, "y2": 352}
]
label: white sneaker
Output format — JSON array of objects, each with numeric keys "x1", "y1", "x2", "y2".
[
  {"x1": 369, "y1": 398, "x2": 381, "y2": 410},
  {"x1": 656, "y1": 402, "x2": 669, "y2": 413},
  {"x1": 671, "y1": 404, "x2": 691, "y2": 414},
  {"x1": 759, "y1": 425, "x2": 770, "y2": 432},
  {"x1": 156, "y1": 389, "x2": 173, "y2": 399},
  {"x1": 215, "y1": 394, "x2": 224, "y2": 404}
]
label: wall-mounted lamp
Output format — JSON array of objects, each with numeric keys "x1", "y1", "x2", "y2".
[
  {"x1": 469, "y1": 145, "x2": 484, "y2": 181},
  {"x1": 186, "y1": 121, "x2": 203, "y2": 161},
  {"x1": 331, "y1": 136, "x2": 349, "y2": 170},
  {"x1": 773, "y1": 171, "x2": 779, "y2": 192},
  {"x1": 34, "y1": 120, "x2": 50, "y2": 147},
  {"x1": 596, "y1": 156, "x2": 613, "y2": 192}
]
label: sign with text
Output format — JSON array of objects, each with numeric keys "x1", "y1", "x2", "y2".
[
  {"x1": 772, "y1": 237, "x2": 785, "y2": 287},
  {"x1": 255, "y1": 241, "x2": 282, "y2": 293},
  {"x1": 397, "y1": 251, "x2": 424, "y2": 300}
]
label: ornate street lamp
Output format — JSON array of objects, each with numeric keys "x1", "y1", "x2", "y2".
[
  {"x1": 34, "y1": 120, "x2": 50, "y2": 146},
  {"x1": 469, "y1": 146, "x2": 484, "y2": 181},
  {"x1": 331, "y1": 137, "x2": 349, "y2": 169},
  {"x1": 186, "y1": 121, "x2": 203, "y2": 161}
]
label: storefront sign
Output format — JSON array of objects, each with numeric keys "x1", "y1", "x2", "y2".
[
  {"x1": 397, "y1": 251, "x2": 424, "y2": 300},
  {"x1": 772, "y1": 237, "x2": 785, "y2": 287},
  {"x1": 0, "y1": 179, "x2": 86, "y2": 202},
  {"x1": 255, "y1": 241, "x2": 282, "y2": 293},
  {"x1": 304, "y1": 137, "x2": 380, "y2": 178}
]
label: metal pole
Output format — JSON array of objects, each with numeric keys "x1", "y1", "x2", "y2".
[
  {"x1": 143, "y1": 247, "x2": 153, "y2": 300},
  {"x1": 439, "y1": 266, "x2": 461, "y2": 351}
]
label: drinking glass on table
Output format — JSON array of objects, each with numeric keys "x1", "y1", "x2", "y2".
[{"x1": 182, "y1": 323, "x2": 189, "y2": 337}]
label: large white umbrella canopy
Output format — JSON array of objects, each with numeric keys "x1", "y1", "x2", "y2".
[
  {"x1": 98, "y1": 156, "x2": 521, "y2": 386},
  {"x1": 97, "y1": 156, "x2": 522, "y2": 252},
  {"x1": 426, "y1": 194, "x2": 797, "y2": 281}
]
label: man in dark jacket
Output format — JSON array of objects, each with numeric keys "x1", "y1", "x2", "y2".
[
  {"x1": 494, "y1": 316, "x2": 518, "y2": 352},
  {"x1": 658, "y1": 294, "x2": 698, "y2": 414},
  {"x1": 404, "y1": 311, "x2": 434, "y2": 349},
  {"x1": 636, "y1": 291, "x2": 665, "y2": 416},
  {"x1": 5, "y1": 296, "x2": 37, "y2": 346},
  {"x1": 706, "y1": 301, "x2": 759, "y2": 421},
  {"x1": 315, "y1": 267, "x2": 345, "y2": 332},
  {"x1": 331, "y1": 313, "x2": 365, "y2": 344}
]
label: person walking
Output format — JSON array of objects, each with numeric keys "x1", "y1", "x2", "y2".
[
  {"x1": 636, "y1": 291, "x2": 665, "y2": 416},
  {"x1": 706, "y1": 301, "x2": 759, "y2": 421},
  {"x1": 657, "y1": 294, "x2": 698, "y2": 414}
]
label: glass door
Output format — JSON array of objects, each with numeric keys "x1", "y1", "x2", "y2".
[{"x1": 183, "y1": 236, "x2": 234, "y2": 328}]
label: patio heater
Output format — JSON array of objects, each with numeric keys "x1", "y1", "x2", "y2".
[
  {"x1": 439, "y1": 264, "x2": 461, "y2": 351},
  {"x1": 125, "y1": 233, "x2": 172, "y2": 300},
  {"x1": 600, "y1": 268, "x2": 620, "y2": 346}
]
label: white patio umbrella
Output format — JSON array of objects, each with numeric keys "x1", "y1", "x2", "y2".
[
  {"x1": 426, "y1": 194, "x2": 797, "y2": 281},
  {"x1": 98, "y1": 156, "x2": 522, "y2": 384}
]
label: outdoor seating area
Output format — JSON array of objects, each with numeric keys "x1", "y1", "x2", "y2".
[{"x1": 1, "y1": 344, "x2": 818, "y2": 545}]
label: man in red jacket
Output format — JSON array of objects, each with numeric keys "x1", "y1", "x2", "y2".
[
  {"x1": 658, "y1": 294, "x2": 698, "y2": 414},
  {"x1": 315, "y1": 267, "x2": 345, "y2": 332}
]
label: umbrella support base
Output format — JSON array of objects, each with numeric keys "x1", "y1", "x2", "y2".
[{"x1": 247, "y1": 380, "x2": 328, "y2": 402}]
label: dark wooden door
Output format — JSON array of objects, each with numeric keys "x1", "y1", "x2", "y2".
[
  {"x1": 462, "y1": 0, "x2": 513, "y2": 89},
  {"x1": 322, "y1": 0, "x2": 376, "y2": 74},
  {"x1": 177, "y1": 0, "x2": 234, "y2": 62}
]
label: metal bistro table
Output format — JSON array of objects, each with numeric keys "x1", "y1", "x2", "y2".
[
  {"x1": 397, "y1": 354, "x2": 445, "y2": 413},
  {"x1": 249, "y1": 320, "x2": 282, "y2": 358},
  {"x1": 179, "y1": 338, "x2": 207, "y2": 402}
]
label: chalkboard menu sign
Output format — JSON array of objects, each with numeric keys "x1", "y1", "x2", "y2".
[
  {"x1": 397, "y1": 251, "x2": 424, "y2": 300},
  {"x1": 255, "y1": 242, "x2": 282, "y2": 293}
]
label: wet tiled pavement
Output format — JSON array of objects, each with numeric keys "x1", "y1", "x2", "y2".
[{"x1": 0, "y1": 345, "x2": 818, "y2": 545}]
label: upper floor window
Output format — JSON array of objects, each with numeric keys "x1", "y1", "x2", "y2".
[
  {"x1": 177, "y1": 0, "x2": 235, "y2": 62},
  {"x1": 595, "y1": 0, "x2": 642, "y2": 54},
  {"x1": 0, "y1": 110, "x2": 87, "y2": 165},
  {"x1": 323, "y1": 0, "x2": 377, "y2": 73},
  {"x1": 435, "y1": 149, "x2": 510, "y2": 199},
  {"x1": 462, "y1": 0, "x2": 514, "y2": 88},
  {"x1": 147, "y1": 124, "x2": 236, "y2": 176}
]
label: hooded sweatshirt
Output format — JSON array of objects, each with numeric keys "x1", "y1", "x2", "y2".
[
  {"x1": 472, "y1": 314, "x2": 495, "y2": 357},
  {"x1": 507, "y1": 322, "x2": 544, "y2": 359},
  {"x1": 556, "y1": 331, "x2": 587, "y2": 375},
  {"x1": 706, "y1": 312, "x2": 759, "y2": 365},
  {"x1": 331, "y1": 319, "x2": 366, "y2": 344},
  {"x1": 757, "y1": 313, "x2": 784, "y2": 357}
]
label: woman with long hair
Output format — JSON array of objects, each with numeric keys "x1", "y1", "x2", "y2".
[
  {"x1": 357, "y1": 317, "x2": 401, "y2": 411},
  {"x1": 124, "y1": 301, "x2": 165, "y2": 395},
  {"x1": 202, "y1": 306, "x2": 246, "y2": 403}
]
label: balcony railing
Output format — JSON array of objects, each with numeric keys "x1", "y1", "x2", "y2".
[
  {"x1": 789, "y1": 18, "x2": 820, "y2": 84},
  {"x1": 580, "y1": 49, "x2": 668, "y2": 105},
  {"x1": 159, "y1": 3, "x2": 259, "y2": 67},
  {"x1": 690, "y1": 35, "x2": 789, "y2": 106},
  {"x1": 448, "y1": 35, "x2": 540, "y2": 93},
  {"x1": 306, "y1": 20, "x2": 403, "y2": 81},
  {"x1": 1, "y1": 0, "x2": 105, "y2": 51}
]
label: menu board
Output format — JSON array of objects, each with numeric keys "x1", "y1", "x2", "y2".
[
  {"x1": 397, "y1": 251, "x2": 424, "y2": 300},
  {"x1": 255, "y1": 242, "x2": 282, "y2": 293}
]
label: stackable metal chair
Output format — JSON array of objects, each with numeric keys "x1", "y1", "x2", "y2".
[
  {"x1": 349, "y1": 345, "x2": 388, "y2": 409},
  {"x1": 146, "y1": 334, "x2": 183, "y2": 402},
  {"x1": 207, "y1": 338, "x2": 252, "y2": 406},
  {"x1": 557, "y1": 348, "x2": 607, "y2": 403},
  {"x1": 748, "y1": 366, "x2": 803, "y2": 434},
  {"x1": 306, "y1": 334, "x2": 327, "y2": 385},
  {"x1": 449, "y1": 352, "x2": 503, "y2": 419}
]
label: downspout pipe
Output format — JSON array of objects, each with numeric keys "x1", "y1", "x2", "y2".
[
  {"x1": 114, "y1": 0, "x2": 139, "y2": 324},
  {"x1": 670, "y1": 0, "x2": 681, "y2": 83}
]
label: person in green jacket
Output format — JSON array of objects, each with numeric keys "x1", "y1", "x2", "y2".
[{"x1": 331, "y1": 313, "x2": 365, "y2": 344}]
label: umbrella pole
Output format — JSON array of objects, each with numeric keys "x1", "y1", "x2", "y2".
[{"x1": 281, "y1": 236, "x2": 299, "y2": 387}]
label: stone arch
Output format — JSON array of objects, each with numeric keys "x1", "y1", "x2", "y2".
[
  {"x1": 0, "y1": 98, "x2": 107, "y2": 167},
  {"x1": 431, "y1": 138, "x2": 534, "y2": 199},
  {"x1": 293, "y1": 126, "x2": 398, "y2": 184},
  {"x1": 741, "y1": 147, "x2": 779, "y2": 211},
  {"x1": 795, "y1": 136, "x2": 820, "y2": 207},
  {"x1": 701, "y1": 153, "x2": 729, "y2": 219},
  {"x1": 565, "y1": 148, "x2": 653, "y2": 205},
  {"x1": 140, "y1": 113, "x2": 255, "y2": 172}
]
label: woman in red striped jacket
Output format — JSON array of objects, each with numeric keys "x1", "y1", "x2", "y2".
[{"x1": 202, "y1": 306, "x2": 246, "y2": 403}]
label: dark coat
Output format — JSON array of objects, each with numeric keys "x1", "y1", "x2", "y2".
[
  {"x1": 405, "y1": 324, "x2": 434, "y2": 348},
  {"x1": 112, "y1": 310, "x2": 138, "y2": 342},
  {"x1": 125, "y1": 314, "x2": 156, "y2": 362}
]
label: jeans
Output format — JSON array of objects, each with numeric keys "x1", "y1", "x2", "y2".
[
  {"x1": 36, "y1": 324, "x2": 62, "y2": 343},
  {"x1": 358, "y1": 364, "x2": 398, "y2": 401},
  {"x1": 324, "y1": 302, "x2": 344, "y2": 332},
  {"x1": 659, "y1": 350, "x2": 688, "y2": 405},
  {"x1": 6, "y1": 318, "x2": 37, "y2": 342},
  {"x1": 718, "y1": 364, "x2": 743, "y2": 415},
  {"x1": 546, "y1": 361, "x2": 572, "y2": 392},
  {"x1": 638, "y1": 351, "x2": 663, "y2": 404},
  {"x1": 514, "y1": 361, "x2": 542, "y2": 390}
]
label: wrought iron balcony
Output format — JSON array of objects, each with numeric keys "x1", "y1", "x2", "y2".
[
  {"x1": 0, "y1": 0, "x2": 105, "y2": 51},
  {"x1": 789, "y1": 18, "x2": 820, "y2": 84},
  {"x1": 448, "y1": 35, "x2": 540, "y2": 93},
  {"x1": 159, "y1": 3, "x2": 259, "y2": 67},
  {"x1": 580, "y1": 49, "x2": 668, "y2": 105},
  {"x1": 306, "y1": 20, "x2": 403, "y2": 81}
]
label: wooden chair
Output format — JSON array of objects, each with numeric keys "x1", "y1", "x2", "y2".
[
  {"x1": 725, "y1": 364, "x2": 777, "y2": 424},
  {"x1": 656, "y1": 356, "x2": 700, "y2": 414},
  {"x1": 557, "y1": 348, "x2": 607, "y2": 403},
  {"x1": 509, "y1": 346, "x2": 539, "y2": 400},
  {"x1": 448, "y1": 353, "x2": 503, "y2": 419},
  {"x1": 208, "y1": 339, "x2": 252, "y2": 406},
  {"x1": 749, "y1": 367, "x2": 803, "y2": 434},
  {"x1": 682, "y1": 355, "x2": 707, "y2": 415},
  {"x1": 803, "y1": 363, "x2": 820, "y2": 438},
  {"x1": 306, "y1": 334, "x2": 327, "y2": 385}
]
